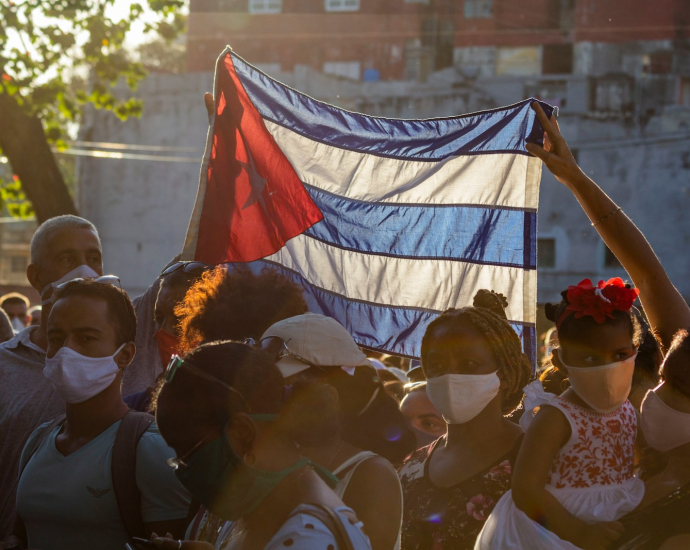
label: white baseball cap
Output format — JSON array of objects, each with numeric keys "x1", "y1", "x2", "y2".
[{"x1": 261, "y1": 313, "x2": 372, "y2": 378}]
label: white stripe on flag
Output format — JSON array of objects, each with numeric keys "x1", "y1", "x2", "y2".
[
  {"x1": 265, "y1": 120, "x2": 542, "y2": 210},
  {"x1": 264, "y1": 234, "x2": 537, "y2": 324}
]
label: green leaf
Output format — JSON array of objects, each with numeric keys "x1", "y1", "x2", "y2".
[{"x1": 1, "y1": 0, "x2": 185, "y2": 212}]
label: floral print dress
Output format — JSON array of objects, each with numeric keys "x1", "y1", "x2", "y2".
[
  {"x1": 474, "y1": 386, "x2": 645, "y2": 549},
  {"x1": 398, "y1": 435, "x2": 522, "y2": 550}
]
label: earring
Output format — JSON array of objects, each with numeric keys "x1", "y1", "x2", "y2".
[{"x1": 243, "y1": 452, "x2": 256, "y2": 466}]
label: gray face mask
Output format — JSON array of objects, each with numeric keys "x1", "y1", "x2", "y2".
[
  {"x1": 11, "y1": 317, "x2": 25, "y2": 332},
  {"x1": 40, "y1": 264, "x2": 100, "y2": 306}
]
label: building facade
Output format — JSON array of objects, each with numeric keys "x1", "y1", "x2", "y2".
[{"x1": 187, "y1": 0, "x2": 690, "y2": 83}]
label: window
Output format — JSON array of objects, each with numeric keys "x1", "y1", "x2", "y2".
[
  {"x1": 538, "y1": 238, "x2": 556, "y2": 269},
  {"x1": 248, "y1": 0, "x2": 282, "y2": 13},
  {"x1": 404, "y1": 39, "x2": 433, "y2": 81},
  {"x1": 325, "y1": 0, "x2": 360, "y2": 12},
  {"x1": 592, "y1": 75, "x2": 634, "y2": 114},
  {"x1": 323, "y1": 61, "x2": 361, "y2": 80},
  {"x1": 464, "y1": 0, "x2": 492, "y2": 18},
  {"x1": 542, "y1": 44, "x2": 573, "y2": 75},
  {"x1": 681, "y1": 77, "x2": 690, "y2": 107},
  {"x1": 10, "y1": 255, "x2": 27, "y2": 273},
  {"x1": 649, "y1": 51, "x2": 672, "y2": 74},
  {"x1": 604, "y1": 246, "x2": 622, "y2": 270},
  {"x1": 496, "y1": 47, "x2": 541, "y2": 76}
]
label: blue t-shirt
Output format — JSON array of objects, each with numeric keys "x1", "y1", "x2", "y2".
[{"x1": 16, "y1": 419, "x2": 191, "y2": 550}]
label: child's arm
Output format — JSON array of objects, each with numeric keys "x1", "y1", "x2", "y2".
[
  {"x1": 527, "y1": 103, "x2": 690, "y2": 353},
  {"x1": 512, "y1": 406, "x2": 624, "y2": 549}
]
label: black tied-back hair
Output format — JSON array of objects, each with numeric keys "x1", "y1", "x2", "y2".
[
  {"x1": 544, "y1": 286, "x2": 643, "y2": 348},
  {"x1": 421, "y1": 289, "x2": 532, "y2": 415},
  {"x1": 156, "y1": 341, "x2": 284, "y2": 426},
  {"x1": 632, "y1": 311, "x2": 662, "y2": 387},
  {"x1": 153, "y1": 340, "x2": 343, "y2": 448},
  {"x1": 662, "y1": 329, "x2": 690, "y2": 398}
]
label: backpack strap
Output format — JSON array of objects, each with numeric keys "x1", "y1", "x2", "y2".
[
  {"x1": 112, "y1": 409, "x2": 154, "y2": 539},
  {"x1": 18, "y1": 414, "x2": 67, "y2": 476},
  {"x1": 290, "y1": 504, "x2": 357, "y2": 550}
]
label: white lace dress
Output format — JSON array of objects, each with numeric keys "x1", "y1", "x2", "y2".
[{"x1": 475, "y1": 382, "x2": 645, "y2": 549}]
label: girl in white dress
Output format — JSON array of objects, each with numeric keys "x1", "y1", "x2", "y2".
[{"x1": 476, "y1": 277, "x2": 645, "y2": 549}]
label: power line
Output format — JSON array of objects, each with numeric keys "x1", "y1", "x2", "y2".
[
  {"x1": 570, "y1": 132, "x2": 690, "y2": 150},
  {"x1": 70, "y1": 140, "x2": 202, "y2": 153},
  {"x1": 53, "y1": 147, "x2": 201, "y2": 163}
]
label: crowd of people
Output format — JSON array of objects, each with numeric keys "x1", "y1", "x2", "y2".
[{"x1": 0, "y1": 102, "x2": 689, "y2": 550}]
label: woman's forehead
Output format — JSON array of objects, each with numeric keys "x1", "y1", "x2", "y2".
[
  {"x1": 430, "y1": 316, "x2": 478, "y2": 337},
  {"x1": 427, "y1": 319, "x2": 488, "y2": 349},
  {"x1": 561, "y1": 320, "x2": 634, "y2": 352}
]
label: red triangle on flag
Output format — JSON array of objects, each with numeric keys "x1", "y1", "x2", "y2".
[{"x1": 194, "y1": 55, "x2": 323, "y2": 264}]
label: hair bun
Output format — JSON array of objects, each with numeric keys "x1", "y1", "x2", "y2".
[{"x1": 473, "y1": 289, "x2": 508, "y2": 319}]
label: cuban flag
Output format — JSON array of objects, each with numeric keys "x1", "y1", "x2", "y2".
[{"x1": 182, "y1": 47, "x2": 553, "y2": 364}]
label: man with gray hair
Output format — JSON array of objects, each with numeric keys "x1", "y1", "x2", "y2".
[{"x1": 0, "y1": 214, "x2": 103, "y2": 537}]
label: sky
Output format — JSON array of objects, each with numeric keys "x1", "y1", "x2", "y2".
[
  {"x1": 5, "y1": 0, "x2": 187, "y2": 54},
  {"x1": 107, "y1": 0, "x2": 185, "y2": 48}
]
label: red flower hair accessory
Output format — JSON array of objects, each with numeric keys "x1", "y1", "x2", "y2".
[{"x1": 556, "y1": 278, "x2": 639, "y2": 328}]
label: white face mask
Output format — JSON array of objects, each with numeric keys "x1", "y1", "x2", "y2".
[
  {"x1": 43, "y1": 343, "x2": 126, "y2": 404},
  {"x1": 11, "y1": 317, "x2": 26, "y2": 332},
  {"x1": 426, "y1": 372, "x2": 501, "y2": 424},
  {"x1": 640, "y1": 390, "x2": 690, "y2": 452},
  {"x1": 40, "y1": 264, "x2": 100, "y2": 306},
  {"x1": 559, "y1": 349, "x2": 636, "y2": 413}
]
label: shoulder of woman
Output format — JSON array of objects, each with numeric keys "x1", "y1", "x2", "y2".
[
  {"x1": 523, "y1": 404, "x2": 572, "y2": 448},
  {"x1": 349, "y1": 456, "x2": 401, "y2": 490},
  {"x1": 532, "y1": 402, "x2": 571, "y2": 427}
]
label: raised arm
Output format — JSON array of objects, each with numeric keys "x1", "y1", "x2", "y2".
[{"x1": 527, "y1": 102, "x2": 690, "y2": 352}]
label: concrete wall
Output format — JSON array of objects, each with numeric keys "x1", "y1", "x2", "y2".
[
  {"x1": 77, "y1": 73, "x2": 214, "y2": 296},
  {"x1": 537, "y1": 110, "x2": 690, "y2": 303}
]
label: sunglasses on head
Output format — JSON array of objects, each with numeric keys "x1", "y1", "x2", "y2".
[
  {"x1": 161, "y1": 261, "x2": 211, "y2": 277},
  {"x1": 247, "y1": 336, "x2": 325, "y2": 372},
  {"x1": 56, "y1": 274, "x2": 122, "y2": 290}
]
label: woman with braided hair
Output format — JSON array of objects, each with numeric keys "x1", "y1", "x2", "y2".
[{"x1": 398, "y1": 289, "x2": 531, "y2": 550}]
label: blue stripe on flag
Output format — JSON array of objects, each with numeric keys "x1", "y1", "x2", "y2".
[
  {"x1": 231, "y1": 52, "x2": 553, "y2": 161},
  {"x1": 304, "y1": 185, "x2": 536, "y2": 269},
  {"x1": 228, "y1": 260, "x2": 536, "y2": 366}
]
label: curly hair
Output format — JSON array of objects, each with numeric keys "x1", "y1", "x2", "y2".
[
  {"x1": 420, "y1": 289, "x2": 532, "y2": 414},
  {"x1": 175, "y1": 265, "x2": 308, "y2": 354}
]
